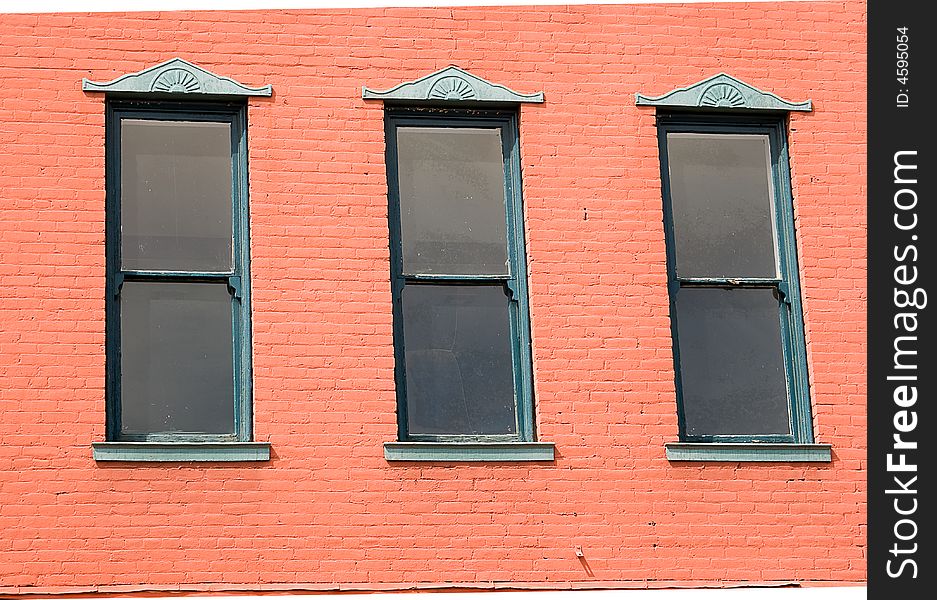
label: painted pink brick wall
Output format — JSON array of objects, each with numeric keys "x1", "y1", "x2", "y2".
[{"x1": 0, "y1": 2, "x2": 866, "y2": 593}]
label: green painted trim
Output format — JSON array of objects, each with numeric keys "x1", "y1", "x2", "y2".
[
  {"x1": 771, "y1": 122, "x2": 813, "y2": 444},
  {"x1": 384, "y1": 116, "x2": 408, "y2": 441},
  {"x1": 405, "y1": 434, "x2": 519, "y2": 444},
  {"x1": 504, "y1": 112, "x2": 536, "y2": 441},
  {"x1": 119, "y1": 270, "x2": 232, "y2": 279},
  {"x1": 104, "y1": 102, "x2": 121, "y2": 439},
  {"x1": 402, "y1": 273, "x2": 509, "y2": 281},
  {"x1": 232, "y1": 103, "x2": 254, "y2": 442},
  {"x1": 105, "y1": 101, "x2": 253, "y2": 442},
  {"x1": 656, "y1": 114, "x2": 814, "y2": 443},
  {"x1": 83, "y1": 58, "x2": 271, "y2": 98},
  {"x1": 384, "y1": 109, "x2": 536, "y2": 443},
  {"x1": 364, "y1": 66, "x2": 544, "y2": 104},
  {"x1": 637, "y1": 73, "x2": 811, "y2": 112},
  {"x1": 384, "y1": 442, "x2": 554, "y2": 462},
  {"x1": 665, "y1": 443, "x2": 831, "y2": 462},
  {"x1": 92, "y1": 442, "x2": 270, "y2": 462},
  {"x1": 679, "y1": 277, "x2": 781, "y2": 286}
]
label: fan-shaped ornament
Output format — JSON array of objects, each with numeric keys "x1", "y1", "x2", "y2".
[
  {"x1": 636, "y1": 73, "x2": 811, "y2": 112},
  {"x1": 698, "y1": 83, "x2": 746, "y2": 108},
  {"x1": 428, "y1": 76, "x2": 477, "y2": 101},
  {"x1": 151, "y1": 68, "x2": 201, "y2": 93}
]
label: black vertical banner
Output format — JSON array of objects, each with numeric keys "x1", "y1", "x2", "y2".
[{"x1": 868, "y1": 1, "x2": 934, "y2": 596}]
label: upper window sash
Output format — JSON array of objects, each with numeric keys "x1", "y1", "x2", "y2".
[
  {"x1": 118, "y1": 119, "x2": 236, "y2": 276},
  {"x1": 108, "y1": 105, "x2": 247, "y2": 303},
  {"x1": 385, "y1": 111, "x2": 525, "y2": 285},
  {"x1": 656, "y1": 114, "x2": 798, "y2": 287},
  {"x1": 665, "y1": 132, "x2": 780, "y2": 280}
]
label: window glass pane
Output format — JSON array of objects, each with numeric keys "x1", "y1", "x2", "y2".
[
  {"x1": 396, "y1": 127, "x2": 508, "y2": 275},
  {"x1": 402, "y1": 284, "x2": 516, "y2": 435},
  {"x1": 667, "y1": 133, "x2": 777, "y2": 278},
  {"x1": 121, "y1": 119, "x2": 233, "y2": 272},
  {"x1": 675, "y1": 287, "x2": 790, "y2": 436},
  {"x1": 120, "y1": 281, "x2": 234, "y2": 435}
]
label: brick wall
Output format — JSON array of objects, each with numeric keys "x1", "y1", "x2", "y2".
[{"x1": 0, "y1": 2, "x2": 866, "y2": 593}]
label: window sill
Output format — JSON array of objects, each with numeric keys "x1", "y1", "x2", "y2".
[
  {"x1": 665, "y1": 442, "x2": 831, "y2": 462},
  {"x1": 92, "y1": 441, "x2": 271, "y2": 462},
  {"x1": 384, "y1": 441, "x2": 554, "y2": 462}
]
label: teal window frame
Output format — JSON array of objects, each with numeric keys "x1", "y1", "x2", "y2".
[
  {"x1": 104, "y1": 99, "x2": 254, "y2": 446},
  {"x1": 385, "y1": 108, "x2": 537, "y2": 445},
  {"x1": 657, "y1": 113, "x2": 814, "y2": 444}
]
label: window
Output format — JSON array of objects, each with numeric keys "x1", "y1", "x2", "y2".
[
  {"x1": 362, "y1": 67, "x2": 551, "y2": 461},
  {"x1": 384, "y1": 109, "x2": 544, "y2": 456},
  {"x1": 82, "y1": 60, "x2": 272, "y2": 461},
  {"x1": 100, "y1": 100, "x2": 257, "y2": 456},
  {"x1": 657, "y1": 114, "x2": 814, "y2": 445}
]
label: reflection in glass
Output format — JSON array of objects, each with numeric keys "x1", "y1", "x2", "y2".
[
  {"x1": 397, "y1": 127, "x2": 508, "y2": 275},
  {"x1": 667, "y1": 133, "x2": 777, "y2": 278},
  {"x1": 121, "y1": 119, "x2": 233, "y2": 271},
  {"x1": 402, "y1": 284, "x2": 515, "y2": 435},
  {"x1": 675, "y1": 287, "x2": 790, "y2": 436},
  {"x1": 120, "y1": 282, "x2": 234, "y2": 435}
]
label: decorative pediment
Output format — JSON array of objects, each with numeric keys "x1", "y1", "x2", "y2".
[
  {"x1": 636, "y1": 73, "x2": 811, "y2": 112},
  {"x1": 82, "y1": 58, "x2": 272, "y2": 97},
  {"x1": 362, "y1": 66, "x2": 544, "y2": 104}
]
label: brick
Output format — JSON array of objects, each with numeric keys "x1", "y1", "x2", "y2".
[{"x1": 0, "y1": 1, "x2": 865, "y2": 593}]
